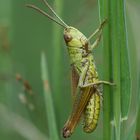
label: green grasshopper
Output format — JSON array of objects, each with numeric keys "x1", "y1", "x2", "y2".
[{"x1": 26, "y1": 0, "x2": 114, "y2": 138}]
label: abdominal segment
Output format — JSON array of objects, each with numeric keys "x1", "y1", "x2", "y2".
[{"x1": 83, "y1": 89, "x2": 100, "y2": 133}]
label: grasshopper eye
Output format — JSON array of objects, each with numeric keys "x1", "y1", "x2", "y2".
[{"x1": 64, "y1": 34, "x2": 72, "y2": 42}]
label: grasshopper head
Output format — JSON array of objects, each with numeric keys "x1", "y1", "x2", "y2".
[{"x1": 64, "y1": 27, "x2": 87, "y2": 48}]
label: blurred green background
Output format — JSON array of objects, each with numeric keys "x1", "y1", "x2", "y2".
[{"x1": 0, "y1": 0, "x2": 139, "y2": 140}]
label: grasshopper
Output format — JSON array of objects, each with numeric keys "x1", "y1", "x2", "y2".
[{"x1": 26, "y1": 0, "x2": 114, "y2": 138}]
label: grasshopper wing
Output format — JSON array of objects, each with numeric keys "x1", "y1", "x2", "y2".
[{"x1": 71, "y1": 66, "x2": 79, "y2": 99}]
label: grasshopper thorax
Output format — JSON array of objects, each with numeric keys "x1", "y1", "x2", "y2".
[{"x1": 64, "y1": 27, "x2": 88, "y2": 48}]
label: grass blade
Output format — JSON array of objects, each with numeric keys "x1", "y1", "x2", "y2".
[
  {"x1": 51, "y1": 0, "x2": 64, "y2": 99},
  {"x1": 51, "y1": 0, "x2": 65, "y2": 127},
  {"x1": 41, "y1": 52, "x2": 59, "y2": 140},
  {"x1": 98, "y1": 1, "x2": 112, "y2": 140},
  {"x1": 119, "y1": 0, "x2": 131, "y2": 120},
  {"x1": 98, "y1": 0, "x2": 131, "y2": 140}
]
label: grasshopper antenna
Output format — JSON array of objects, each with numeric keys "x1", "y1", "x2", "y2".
[
  {"x1": 42, "y1": 0, "x2": 68, "y2": 28},
  {"x1": 26, "y1": 4, "x2": 68, "y2": 28}
]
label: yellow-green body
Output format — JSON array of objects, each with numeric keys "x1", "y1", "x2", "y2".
[{"x1": 63, "y1": 27, "x2": 101, "y2": 137}]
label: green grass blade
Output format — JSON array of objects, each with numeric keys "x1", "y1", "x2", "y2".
[
  {"x1": 98, "y1": 0, "x2": 131, "y2": 140},
  {"x1": 51, "y1": 0, "x2": 65, "y2": 127},
  {"x1": 119, "y1": 0, "x2": 131, "y2": 119},
  {"x1": 98, "y1": 1, "x2": 112, "y2": 140},
  {"x1": 110, "y1": 1, "x2": 122, "y2": 140},
  {"x1": 98, "y1": 0, "x2": 121, "y2": 139},
  {"x1": 51, "y1": 0, "x2": 64, "y2": 97},
  {"x1": 41, "y1": 52, "x2": 59, "y2": 140}
]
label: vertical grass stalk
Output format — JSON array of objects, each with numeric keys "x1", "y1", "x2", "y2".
[
  {"x1": 119, "y1": 0, "x2": 131, "y2": 120},
  {"x1": 98, "y1": 1, "x2": 112, "y2": 140},
  {"x1": 52, "y1": 0, "x2": 64, "y2": 96},
  {"x1": 41, "y1": 52, "x2": 59, "y2": 140},
  {"x1": 98, "y1": 0, "x2": 130, "y2": 140},
  {"x1": 51, "y1": 0, "x2": 65, "y2": 126}
]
